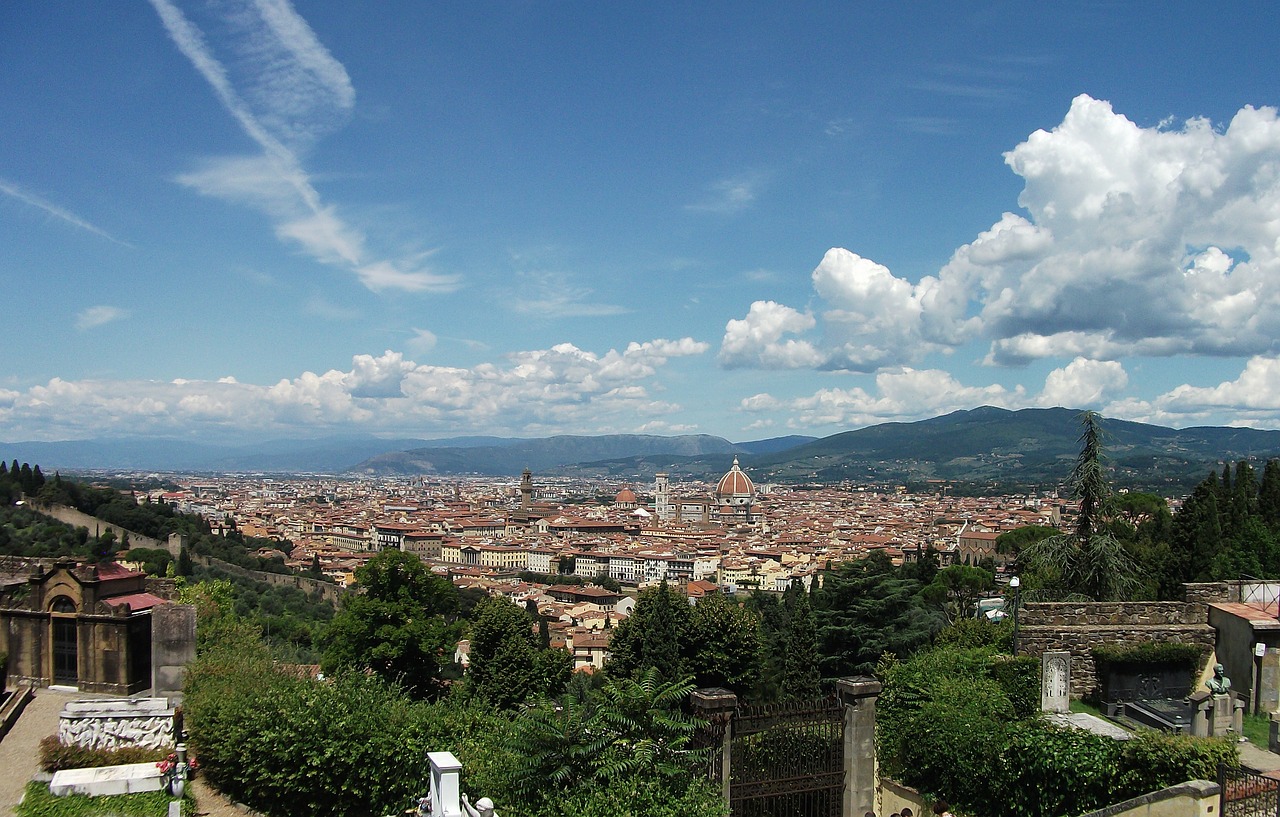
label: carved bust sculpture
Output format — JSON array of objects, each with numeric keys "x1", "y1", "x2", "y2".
[{"x1": 1206, "y1": 663, "x2": 1232, "y2": 695}]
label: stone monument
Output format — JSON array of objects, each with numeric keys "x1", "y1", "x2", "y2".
[{"x1": 1041, "y1": 651, "x2": 1071, "y2": 713}]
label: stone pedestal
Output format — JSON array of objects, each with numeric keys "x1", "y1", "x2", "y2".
[
  {"x1": 1212, "y1": 693, "x2": 1233, "y2": 734},
  {"x1": 690, "y1": 688, "x2": 737, "y2": 805},
  {"x1": 838, "y1": 676, "x2": 881, "y2": 817}
]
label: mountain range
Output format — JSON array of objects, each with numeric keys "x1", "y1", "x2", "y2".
[{"x1": 4, "y1": 407, "x2": 1280, "y2": 490}]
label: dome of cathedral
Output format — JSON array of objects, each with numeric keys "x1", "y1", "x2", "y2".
[
  {"x1": 715, "y1": 457, "x2": 755, "y2": 503},
  {"x1": 614, "y1": 487, "x2": 637, "y2": 504}
]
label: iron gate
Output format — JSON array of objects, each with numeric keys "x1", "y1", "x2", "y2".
[
  {"x1": 728, "y1": 695, "x2": 845, "y2": 817},
  {"x1": 1220, "y1": 764, "x2": 1280, "y2": 817}
]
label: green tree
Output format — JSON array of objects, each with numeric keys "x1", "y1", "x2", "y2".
[
  {"x1": 922, "y1": 564, "x2": 995, "y2": 624},
  {"x1": 605, "y1": 580, "x2": 690, "y2": 682},
  {"x1": 1018, "y1": 411, "x2": 1139, "y2": 600},
  {"x1": 319, "y1": 550, "x2": 461, "y2": 698},
  {"x1": 686, "y1": 591, "x2": 762, "y2": 693},
  {"x1": 467, "y1": 596, "x2": 571, "y2": 709},
  {"x1": 780, "y1": 582, "x2": 821, "y2": 700},
  {"x1": 813, "y1": 550, "x2": 942, "y2": 679}
]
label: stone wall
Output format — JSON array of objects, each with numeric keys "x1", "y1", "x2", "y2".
[
  {"x1": 195, "y1": 554, "x2": 348, "y2": 605},
  {"x1": 1018, "y1": 601, "x2": 1217, "y2": 698},
  {"x1": 31, "y1": 503, "x2": 169, "y2": 553}
]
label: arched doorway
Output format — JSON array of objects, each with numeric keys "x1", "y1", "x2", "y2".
[{"x1": 50, "y1": 595, "x2": 78, "y2": 686}]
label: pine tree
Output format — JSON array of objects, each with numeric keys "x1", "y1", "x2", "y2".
[{"x1": 1019, "y1": 411, "x2": 1139, "y2": 600}]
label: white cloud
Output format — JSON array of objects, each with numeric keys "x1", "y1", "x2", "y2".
[
  {"x1": 720, "y1": 96, "x2": 1280, "y2": 371},
  {"x1": 686, "y1": 173, "x2": 763, "y2": 215},
  {"x1": 719, "y1": 301, "x2": 823, "y2": 369},
  {"x1": 1107, "y1": 356, "x2": 1280, "y2": 427},
  {"x1": 407, "y1": 328, "x2": 437, "y2": 355},
  {"x1": 1037, "y1": 357, "x2": 1128, "y2": 409},
  {"x1": 149, "y1": 0, "x2": 457, "y2": 294},
  {"x1": 0, "y1": 337, "x2": 710, "y2": 440},
  {"x1": 739, "y1": 368, "x2": 1026, "y2": 429},
  {"x1": 0, "y1": 176, "x2": 129, "y2": 246},
  {"x1": 75, "y1": 305, "x2": 130, "y2": 331}
]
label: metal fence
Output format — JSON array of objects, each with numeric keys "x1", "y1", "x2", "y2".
[
  {"x1": 727, "y1": 696, "x2": 845, "y2": 817},
  {"x1": 1220, "y1": 763, "x2": 1280, "y2": 817}
]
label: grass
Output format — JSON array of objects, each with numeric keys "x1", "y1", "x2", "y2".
[
  {"x1": 16, "y1": 781, "x2": 190, "y2": 817},
  {"x1": 1069, "y1": 698, "x2": 1105, "y2": 717},
  {"x1": 1243, "y1": 712, "x2": 1271, "y2": 747}
]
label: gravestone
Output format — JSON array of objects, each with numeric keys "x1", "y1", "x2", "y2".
[
  {"x1": 151, "y1": 604, "x2": 196, "y2": 702},
  {"x1": 1041, "y1": 651, "x2": 1071, "y2": 713},
  {"x1": 49, "y1": 762, "x2": 168, "y2": 796}
]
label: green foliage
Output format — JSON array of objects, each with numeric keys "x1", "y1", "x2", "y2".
[
  {"x1": 814, "y1": 551, "x2": 942, "y2": 679},
  {"x1": 506, "y1": 669, "x2": 703, "y2": 801},
  {"x1": 607, "y1": 583, "x2": 763, "y2": 696},
  {"x1": 533, "y1": 777, "x2": 727, "y2": 817},
  {"x1": 37, "y1": 735, "x2": 167, "y2": 772},
  {"x1": 986, "y1": 655, "x2": 1040, "y2": 719},
  {"x1": 320, "y1": 550, "x2": 461, "y2": 698},
  {"x1": 877, "y1": 641, "x2": 1239, "y2": 817},
  {"x1": 934, "y1": 617, "x2": 1012, "y2": 651},
  {"x1": 16, "y1": 781, "x2": 190, "y2": 817},
  {"x1": 467, "y1": 596, "x2": 572, "y2": 709},
  {"x1": 995, "y1": 525, "x2": 1058, "y2": 556},
  {"x1": 920, "y1": 564, "x2": 995, "y2": 623},
  {"x1": 1018, "y1": 412, "x2": 1141, "y2": 601},
  {"x1": 1092, "y1": 642, "x2": 1208, "y2": 673}
]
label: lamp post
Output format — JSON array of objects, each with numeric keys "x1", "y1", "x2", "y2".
[{"x1": 1010, "y1": 576, "x2": 1022, "y2": 655}]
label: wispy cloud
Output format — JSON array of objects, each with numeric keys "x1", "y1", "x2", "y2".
[
  {"x1": 686, "y1": 173, "x2": 764, "y2": 215},
  {"x1": 76, "y1": 305, "x2": 130, "y2": 331},
  {"x1": 146, "y1": 0, "x2": 457, "y2": 293},
  {"x1": 0, "y1": 177, "x2": 130, "y2": 246}
]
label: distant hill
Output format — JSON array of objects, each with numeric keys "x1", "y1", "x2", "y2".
[
  {"x1": 741, "y1": 406, "x2": 1280, "y2": 490},
  {"x1": 6, "y1": 409, "x2": 1280, "y2": 489},
  {"x1": 351, "y1": 434, "x2": 742, "y2": 476},
  {"x1": 734, "y1": 435, "x2": 818, "y2": 455}
]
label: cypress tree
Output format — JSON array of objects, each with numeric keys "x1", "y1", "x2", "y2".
[
  {"x1": 781, "y1": 582, "x2": 821, "y2": 700},
  {"x1": 1260, "y1": 460, "x2": 1280, "y2": 533}
]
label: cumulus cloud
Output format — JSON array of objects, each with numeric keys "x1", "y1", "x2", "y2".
[
  {"x1": 719, "y1": 301, "x2": 823, "y2": 369},
  {"x1": 1037, "y1": 357, "x2": 1128, "y2": 409},
  {"x1": 721, "y1": 95, "x2": 1280, "y2": 371},
  {"x1": 0, "y1": 338, "x2": 710, "y2": 440},
  {"x1": 75, "y1": 305, "x2": 130, "y2": 331},
  {"x1": 1107, "y1": 356, "x2": 1280, "y2": 428},
  {"x1": 149, "y1": 0, "x2": 457, "y2": 293},
  {"x1": 737, "y1": 358, "x2": 1131, "y2": 430}
]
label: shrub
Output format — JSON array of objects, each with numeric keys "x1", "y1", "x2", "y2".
[{"x1": 38, "y1": 736, "x2": 167, "y2": 772}]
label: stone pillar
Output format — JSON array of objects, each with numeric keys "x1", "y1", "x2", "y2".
[
  {"x1": 429, "y1": 751, "x2": 462, "y2": 817},
  {"x1": 1233, "y1": 698, "x2": 1245, "y2": 737},
  {"x1": 1192, "y1": 697, "x2": 1210, "y2": 737},
  {"x1": 691, "y1": 687, "x2": 737, "y2": 806},
  {"x1": 838, "y1": 676, "x2": 882, "y2": 817},
  {"x1": 1269, "y1": 711, "x2": 1280, "y2": 753},
  {"x1": 151, "y1": 604, "x2": 196, "y2": 703}
]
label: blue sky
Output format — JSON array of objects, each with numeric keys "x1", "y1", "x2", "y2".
[{"x1": 4, "y1": 2, "x2": 1280, "y2": 444}]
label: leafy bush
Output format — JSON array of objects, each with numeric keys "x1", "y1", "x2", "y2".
[
  {"x1": 38, "y1": 736, "x2": 167, "y2": 772},
  {"x1": 878, "y1": 643, "x2": 1239, "y2": 817},
  {"x1": 987, "y1": 655, "x2": 1040, "y2": 719},
  {"x1": 1092, "y1": 642, "x2": 1208, "y2": 669}
]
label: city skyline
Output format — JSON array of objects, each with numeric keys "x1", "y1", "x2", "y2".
[{"x1": 4, "y1": 2, "x2": 1280, "y2": 444}]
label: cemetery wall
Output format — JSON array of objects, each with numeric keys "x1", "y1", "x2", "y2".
[{"x1": 1018, "y1": 601, "x2": 1217, "y2": 698}]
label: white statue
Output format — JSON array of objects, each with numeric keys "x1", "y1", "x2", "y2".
[{"x1": 461, "y1": 794, "x2": 497, "y2": 817}]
